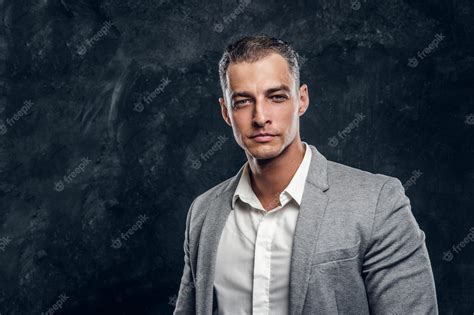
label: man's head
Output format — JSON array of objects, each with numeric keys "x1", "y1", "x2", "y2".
[{"x1": 218, "y1": 35, "x2": 309, "y2": 161}]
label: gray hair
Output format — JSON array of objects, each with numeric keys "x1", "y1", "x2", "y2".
[{"x1": 218, "y1": 35, "x2": 301, "y2": 97}]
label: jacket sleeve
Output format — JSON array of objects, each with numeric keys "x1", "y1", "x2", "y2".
[
  {"x1": 362, "y1": 177, "x2": 438, "y2": 314},
  {"x1": 173, "y1": 198, "x2": 197, "y2": 315}
]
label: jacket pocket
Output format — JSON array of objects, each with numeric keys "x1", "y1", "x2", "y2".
[
  {"x1": 311, "y1": 240, "x2": 361, "y2": 266},
  {"x1": 307, "y1": 240, "x2": 369, "y2": 313}
]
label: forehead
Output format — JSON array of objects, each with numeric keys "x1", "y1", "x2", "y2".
[{"x1": 226, "y1": 52, "x2": 294, "y2": 93}]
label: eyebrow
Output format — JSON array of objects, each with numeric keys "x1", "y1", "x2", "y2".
[{"x1": 230, "y1": 84, "x2": 291, "y2": 99}]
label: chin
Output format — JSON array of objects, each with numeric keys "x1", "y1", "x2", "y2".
[{"x1": 244, "y1": 139, "x2": 282, "y2": 160}]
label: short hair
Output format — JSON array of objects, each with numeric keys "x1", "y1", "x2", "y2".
[{"x1": 218, "y1": 35, "x2": 301, "y2": 97}]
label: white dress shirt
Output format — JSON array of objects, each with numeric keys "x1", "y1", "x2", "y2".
[{"x1": 214, "y1": 141, "x2": 312, "y2": 315}]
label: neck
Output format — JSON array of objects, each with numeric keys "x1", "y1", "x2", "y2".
[{"x1": 246, "y1": 136, "x2": 306, "y2": 201}]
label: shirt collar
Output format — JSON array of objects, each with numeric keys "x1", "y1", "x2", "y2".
[{"x1": 231, "y1": 141, "x2": 313, "y2": 209}]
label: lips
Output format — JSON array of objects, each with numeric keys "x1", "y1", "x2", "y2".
[
  {"x1": 251, "y1": 133, "x2": 276, "y2": 143},
  {"x1": 251, "y1": 132, "x2": 275, "y2": 138}
]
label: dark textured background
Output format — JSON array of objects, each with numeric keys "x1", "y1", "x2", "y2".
[{"x1": 0, "y1": 0, "x2": 473, "y2": 314}]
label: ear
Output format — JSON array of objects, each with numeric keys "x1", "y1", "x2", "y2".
[
  {"x1": 219, "y1": 97, "x2": 232, "y2": 127},
  {"x1": 297, "y1": 84, "x2": 309, "y2": 116}
]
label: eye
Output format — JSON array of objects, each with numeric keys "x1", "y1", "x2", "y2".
[
  {"x1": 270, "y1": 95, "x2": 288, "y2": 102},
  {"x1": 233, "y1": 99, "x2": 252, "y2": 107}
]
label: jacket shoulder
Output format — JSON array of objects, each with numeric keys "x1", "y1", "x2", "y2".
[{"x1": 326, "y1": 160, "x2": 400, "y2": 193}]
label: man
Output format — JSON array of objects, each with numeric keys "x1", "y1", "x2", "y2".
[{"x1": 173, "y1": 35, "x2": 438, "y2": 314}]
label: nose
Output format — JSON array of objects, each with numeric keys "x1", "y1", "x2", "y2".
[{"x1": 252, "y1": 98, "x2": 270, "y2": 127}]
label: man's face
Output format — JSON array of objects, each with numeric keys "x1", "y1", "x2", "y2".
[{"x1": 219, "y1": 52, "x2": 309, "y2": 160}]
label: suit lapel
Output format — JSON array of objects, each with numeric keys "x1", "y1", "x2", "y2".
[
  {"x1": 196, "y1": 164, "x2": 245, "y2": 315},
  {"x1": 289, "y1": 145, "x2": 330, "y2": 315}
]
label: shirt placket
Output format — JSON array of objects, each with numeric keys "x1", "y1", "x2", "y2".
[{"x1": 252, "y1": 210, "x2": 278, "y2": 315}]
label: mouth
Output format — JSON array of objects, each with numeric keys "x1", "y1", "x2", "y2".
[{"x1": 250, "y1": 134, "x2": 276, "y2": 143}]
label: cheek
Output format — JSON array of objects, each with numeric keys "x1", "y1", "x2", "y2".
[
  {"x1": 230, "y1": 113, "x2": 248, "y2": 134},
  {"x1": 279, "y1": 105, "x2": 298, "y2": 125},
  {"x1": 279, "y1": 107, "x2": 299, "y2": 137}
]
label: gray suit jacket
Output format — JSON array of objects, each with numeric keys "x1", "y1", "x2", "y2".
[{"x1": 173, "y1": 144, "x2": 438, "y2": 314}]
